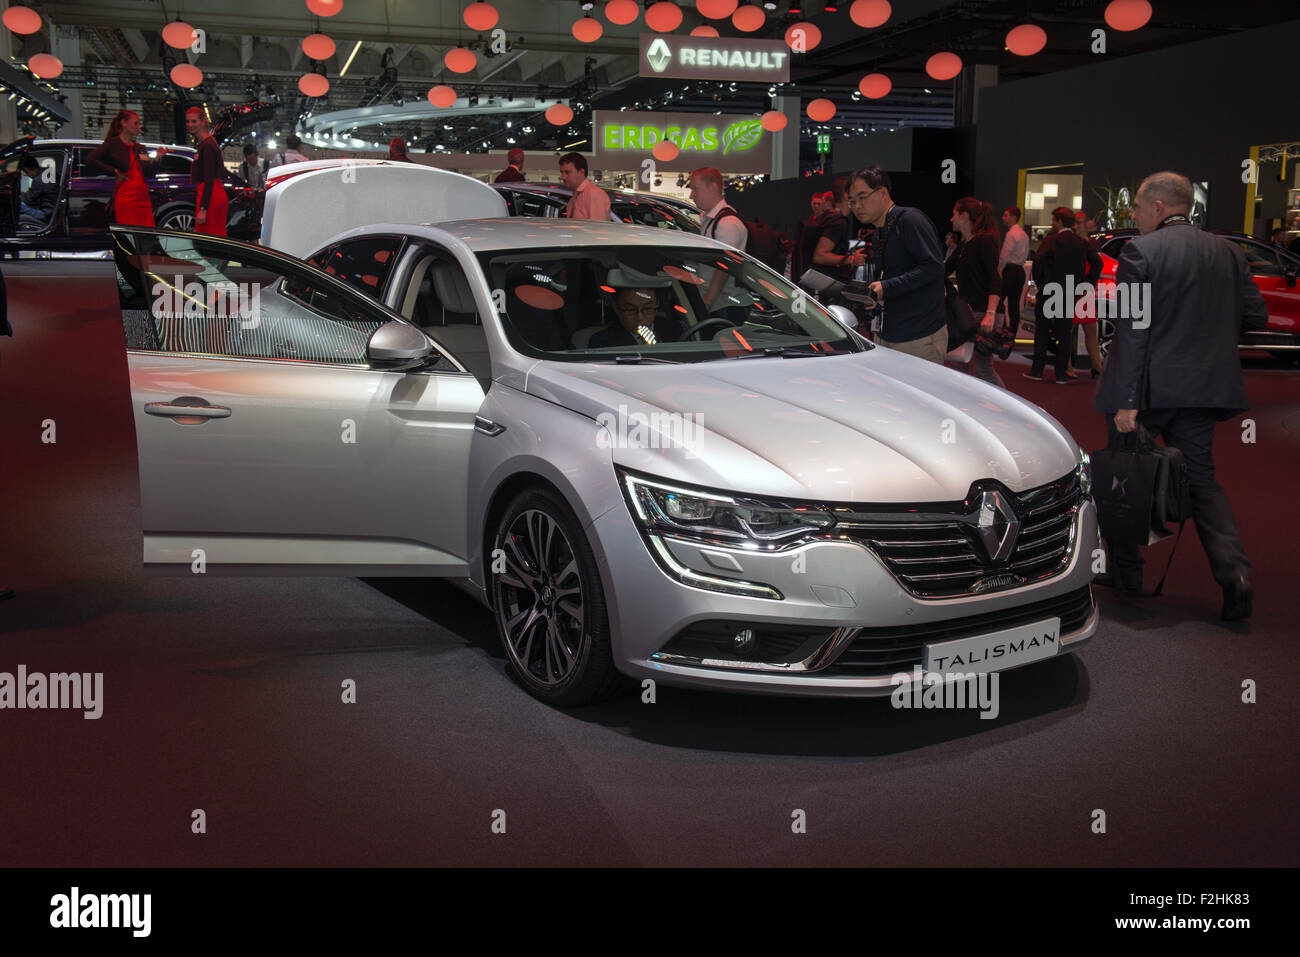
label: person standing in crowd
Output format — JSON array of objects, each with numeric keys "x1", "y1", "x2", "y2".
[
  {"x1": 387, "y1": 137, "x2": 413, "y2": 162},
  {"x1": 810, "y1": 176, "x2": 867, "y2": 279},
  {"x1": 690, "y1": 166, "x2": 747, "y2": 310},
  {"x1": 1095, "y1": 171, "x2": 1266, "y2": 619},
  {"x1": 943, "y1": 230, "x2": 958, "y2": 254},
  {"x1": 791, "y1": 192, "x2": 824, "y2": 280},
  {"x1": 559, "y1": 152, "x2": 611, "y2": 221},
  {"x1": 266, "y1": 134, "x2": 309, "y2": 171},
  {"x1": 185, "y1": 107, "x2": 227, "y2": 236},
  {"x1": 1028, "y1": 206, "x2": 1101, "y2": 382},
  {"x1": 494, "y1": 148, "x2": 526, "y2": 183},
  {"x1": 18, "y1": 156, "x2": 58, "y2": 227},
  {"x1": 87, "y1": 109, "x2": 163, "y2": 226},
  {"x1": 1270, "y1": 226, "x2": 1288, "y2": 248},
  {"x1": 1074, "y1": 211, "x2": 1102, "y2": 253},
  {"x1": 239, "y1": 143, "x2": 265, "y2": 191},
  {"x1": 947, "y1": 197, "x2": 1004, "y2": 385},
  {"x1": 850, "y1": 165, "x2": 947, "y2": 363},
  {"x1": 998, "y1": 205, "x2": 1029, "y2": 337},
  {"x1": 795, "y1": 192, "x2": 829, "y2": 285}
]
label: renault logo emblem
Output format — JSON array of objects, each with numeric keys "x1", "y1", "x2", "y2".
[
  {"x1": 964, "y1": 489, "x2": 1021, "y2": 562},
  {"x1": 645, "y1": 37, "x2": 672, "y2": 73}
]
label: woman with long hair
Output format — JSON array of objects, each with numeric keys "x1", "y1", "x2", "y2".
[
  {"x1": 185, "y1": 106, "x2": 227, "y2": 235},
  {"x1": 947, "y1": 197, "x2": 1004, "y2": 386},
  {"x1": 86, "y1": 109, "x2": 163, "y2": 226}
]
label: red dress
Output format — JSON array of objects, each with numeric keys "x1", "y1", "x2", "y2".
[
  {"x1": 193, "y1": 135, "x2": 228, "y2": 236},
  {"x1": 113, "y1": 147, "x2": 155, "y2": 227}
]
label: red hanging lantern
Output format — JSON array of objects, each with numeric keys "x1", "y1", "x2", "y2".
[
  {"x1": 28, "y1": 53, "x2": 63, "y2": 79},
  {"x1": 298, "y1": 73, "x2": 329, "y2": 97},
  {"x1": 760, "y1": 110, "x2": 787, "y2": 132},
  {"x1": 1005, "y1": 23, "x2": 1046, "y2": 56},
  {"x1": 1104, "y1": 0, "x2": 1152, "y2": 32},
  {"x1": 427, "y1": 85, "x2": 457, "y2": 108},
  {"x1": 784, "y1": 22, "x2": 821, "y2": 52},
  {"x1": 652, "y1": 140, "x2": 680, "y2": 162},
  {"x1": 306, "y1": 0, "x2": 343, "y2": 16},
  {"x1": 170, "y1": 63, "x2": 204, "y2": 88},
  {"x1": 162, "y1": 20, "x2": 197, "y2": 49},
  {"x1": 604, "y1": 0, "x2": 639, "y2": 25},
  {"x1": 858, "y1": 72, "x2": 891, "y2": 99},
  {"x1": 444, "y1": 47, "x2": 477, "y2": 73},
  {"x1": 925, "y1": 51, "x2": 962, "y2": 81},
  {"x1": 731, "y1": 4, "x2": 765, "y2": 32},
  {"x1": 849, "y1": 0, "x2": 890, "y2": 29},
  {"x1": 546, "y1": 103, "x2": 574, "y2": 126},
  {"x1": 645, "y1": 2, "x2": 683, "y2": 32},
  {"x1": 690, "y1": 25, "x2": 720, "y2": 36},
  {"x1": 463, "y1": 2, "x2": 499, "y2": 31},
  {"x1": 807, "y1": 98, "x2": 835, "y2": 122},
  {"x1": 572, "y1": 16, "x2": 603, "y2": 42},
  {"x1": 695, "y1": 0, "x2": 738, "y2": 18},
  {"x1": 3, "y1": 6, "x2": 43, "y2": 34},
  {"x1": 302, "y1": 34, "x2": 337, "y2": 60}
]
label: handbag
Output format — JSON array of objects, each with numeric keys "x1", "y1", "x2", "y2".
[
  {"x1": 1090, "y1": 423, "x2": 1191, "y2": 596},
  {"x1": 944, "y1": 281, "x2": 977, "y2": 346}
]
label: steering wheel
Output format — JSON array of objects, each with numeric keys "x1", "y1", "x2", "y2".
[{"x1": 679, "y1": 316, "x2": 738, "y2": 341}]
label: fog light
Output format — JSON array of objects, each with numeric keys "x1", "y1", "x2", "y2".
[{"x1": 732, "y1": 628, "x2": 756, "y2": 652}]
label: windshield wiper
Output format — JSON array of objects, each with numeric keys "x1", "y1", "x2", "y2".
[
  {"x1": 611, "y1": 354, "x2": 677, "y2": 364},
  {"x1": 728, "y1": 345, "x2": 838, "y2": 359}
]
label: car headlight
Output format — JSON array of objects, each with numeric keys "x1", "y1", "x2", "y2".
[
  {"x1": 1077, "y1": 448, "x2": 1092, "y2": 496},
  {"x1": 621, "y1": 472, "x2": 835, "y2": 547}
]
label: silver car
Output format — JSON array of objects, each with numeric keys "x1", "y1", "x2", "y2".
[{"x1": 111, "y1": 163, "x2": 1099, "y2": 706}]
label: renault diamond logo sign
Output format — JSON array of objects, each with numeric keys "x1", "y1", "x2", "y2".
[
  {"x1": 646, "y1": 37, "x2": 672, "y2": 73},
  {"x1": 964, "y1": 489, "x2": 1021, "y2": 563}
]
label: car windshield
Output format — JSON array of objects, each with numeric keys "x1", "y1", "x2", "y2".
[{"x1": 476, "y1": 244, "x2": 860, "y2": 363}]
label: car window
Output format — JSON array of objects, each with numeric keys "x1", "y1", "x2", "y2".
[
  {"x1": 112, "y1": 230, "x2": 392, "y2": 364},
  {"x1": 306, "y1": 234, "x2": 404, "y2": 297},
  {"x1": 1099, "y1": 236, "x2": 1133, "y2": 258},
  {"x1": 511, "y1": 192, "x2": 563, "y2": 218},
  {"x1": 616, "y1": 202, "x2": 677, "y2": 230},
  {"x1": 157, "y1": 152, "x2": 194, "y2": 176},
  {"x1": 1229, "y1": 239, "x2": 1280, "y2": 276},
  {"x1": 475, "y1": 244, "x2": 861, "y2": 362},
  {"x1": 74, "y1": 147, "x2": 110, "y2": 177}
]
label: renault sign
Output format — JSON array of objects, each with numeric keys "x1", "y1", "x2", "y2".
[
  {"x1": 638, "y1": 34, "x2": 790, "y2": 82},
  {"x1": 595, "y1": 110, "x2": 774, "y2": 173}
]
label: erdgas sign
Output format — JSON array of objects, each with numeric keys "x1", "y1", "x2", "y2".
[
  {"x1": 638, "y1": 34, "x2": 790, "y2": 82},
  {"x1": 594, "y1": 110, "x2": 773, "y2": 174}
]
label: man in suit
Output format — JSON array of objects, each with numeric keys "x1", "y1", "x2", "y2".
[
  {"x1": 1094, "y1": 171, "x2": 1268, "y2": 619},
  {"x1": 1028, "y1": 206, "x2": 1101, "y2": 382},
  {"x1": 494, "y1": 148, "x2": 525, "y2": 183}
]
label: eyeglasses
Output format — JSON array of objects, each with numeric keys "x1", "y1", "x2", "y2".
[{"x1": 847, "y1": 188, "x2": 880, "y2": 206}]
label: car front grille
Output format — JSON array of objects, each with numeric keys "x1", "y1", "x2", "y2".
[
  {"x1": 822, "y1": 584, "x2": 1095, "y2": 677},
  {"x1": 834, "y1": 471, "x2": 1084, "y2": 599}
]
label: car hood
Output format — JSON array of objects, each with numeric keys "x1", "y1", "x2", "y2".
[{"x1": 524, "y1": 348, "x2": 1080, "y2": 503}]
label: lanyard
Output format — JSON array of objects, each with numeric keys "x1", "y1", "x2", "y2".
[{"x1": 1156, "y1": 214, "x2": 1191, "y2": 230}]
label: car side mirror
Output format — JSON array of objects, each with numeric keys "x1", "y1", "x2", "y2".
[{"x1": 368, "y1": 319, "x2": 433, "y2": 370}]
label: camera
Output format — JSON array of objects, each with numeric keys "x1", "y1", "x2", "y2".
[{"x1": 973, "y1": 325, "x2": 1016, "y2": 359}]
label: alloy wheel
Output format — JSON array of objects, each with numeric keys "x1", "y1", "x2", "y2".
[
  {"x1": 161, "y1": 211, "x2": 195, "y2": 232},
  {"x1": 494, "y1": 508, "x2": 586, "y2": 687}
]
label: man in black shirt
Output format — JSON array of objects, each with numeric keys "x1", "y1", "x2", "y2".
[
  {"x1": 849, "y1": 166, "x2": 947, "y2": 362},
  {"x1": 590, "y1": 287, "x2": 682, "y2": 348},
  {"x1": 1030, "y1": 207, "x2": 1102, "y2": 382},
  {"x1": 18, "y1": 157, "x2": 57, "y2": 227},
  {"x1": 810, "y1": 175, "x2": 866, "y2": 280}
]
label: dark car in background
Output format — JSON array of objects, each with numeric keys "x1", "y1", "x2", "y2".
[
  {"x1": 494, "y1": 182, "x2": 699, "y2": 232},
  {"x1": 0, "y1": 135, "x2": 261, "y2": 254},
  {"x1": 1096, "y1": 227, "x2": 1300, "y2": 357}
]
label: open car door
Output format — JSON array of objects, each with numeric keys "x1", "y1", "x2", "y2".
[{"x1": 0, "y1": 135, "x2": 35, "y2": 240}]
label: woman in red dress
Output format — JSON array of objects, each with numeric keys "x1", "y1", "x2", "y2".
[
  {"x1": 186, "y1": 107, "x2": 228, "y2": 236},
  {"x1": 86, "y1": 110, "x2": 161, "y2": 227}
]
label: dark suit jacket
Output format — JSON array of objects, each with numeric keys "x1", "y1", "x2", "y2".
[
  {"x1": 1094, "y1": 223, "x2": 1268, "y2": 417},
  {"x1": 1032, "y1": 228, "x2": 1100, "y2": 294},
  {"x1": 494, "y1": 165, "x2": 524, "y2": 183}
]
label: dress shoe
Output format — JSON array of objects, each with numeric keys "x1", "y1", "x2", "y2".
[
  {"x1": 1095, "y1": 572, "x2": 1142, "y2": 593},
  {"x1": 1220, "y1": 575, "x2": 1254, "y2": 621}
]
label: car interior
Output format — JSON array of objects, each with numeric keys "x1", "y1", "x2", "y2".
[{"x1": 400, "y1": 253, "x2": 492, "y2": 384}]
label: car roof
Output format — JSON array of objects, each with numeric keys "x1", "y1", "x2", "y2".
[{"x1": 325, "y1": 217, "x2": 733, "y2": 252}]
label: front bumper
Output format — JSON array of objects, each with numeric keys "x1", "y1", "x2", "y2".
[{"x1": 589, "y1": 493, "x2": 1100, "y2": 697}]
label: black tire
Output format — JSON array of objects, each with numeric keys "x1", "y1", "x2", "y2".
[
  {"x1": 156, "y1": 205, "x2": 195, "y2": 232},
  {"x1": 489, "y1": 487, "x2": 626, "y2": 706}
]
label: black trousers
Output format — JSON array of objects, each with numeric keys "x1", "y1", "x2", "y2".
[
  {"x1": 1103, "y1": 408, "x2": 1251, "y2": 587},
  {"x1": 1030, "y1": 299, "x2": 1071, "y2": 378}
]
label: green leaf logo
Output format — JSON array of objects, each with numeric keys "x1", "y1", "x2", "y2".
[{"x1": 722, "y1": 118, "x2": 763, "y2": 155}]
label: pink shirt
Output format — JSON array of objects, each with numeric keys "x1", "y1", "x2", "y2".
[{"x1": 565, "y1": 178, "x2": 612, "y2": 222}]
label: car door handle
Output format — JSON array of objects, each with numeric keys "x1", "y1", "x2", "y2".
[{"x1": 144, "y1": 400, "x2": 232, "y2": 419}]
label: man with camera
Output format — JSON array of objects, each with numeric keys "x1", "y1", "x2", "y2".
[
  {"x1": 1094, "y1": 171, "x2": 1267, "y2": 619},
  {"x1": 850, "y1": 166, "x2": 947, "y2": 363}
]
